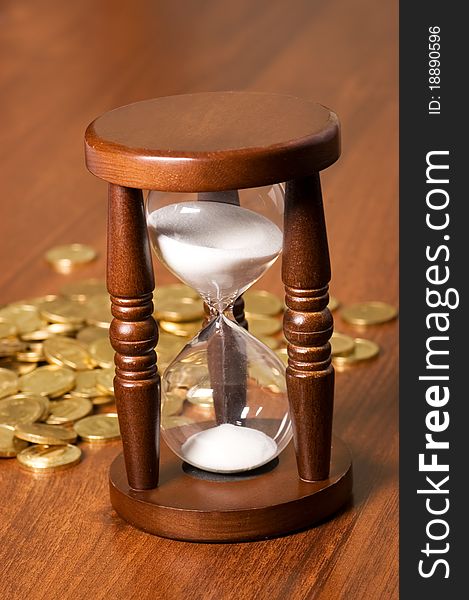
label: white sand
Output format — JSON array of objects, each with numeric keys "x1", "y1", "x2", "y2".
[
  {"x1": 181, "y1": 423, "x2": 278, "y2": 473},
  {"x1": 147, "y1": 201, "x2": 282, "y2": 306}
]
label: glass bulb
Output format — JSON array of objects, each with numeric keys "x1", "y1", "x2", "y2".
[
  {"x1": 146, "y1": 184, "x2": 292, "y2": 473},
  {"x1": 146, "y1": 186, "x2": 284, "y2": 311},
  {"x1": 161, "y1": 314, "x2": 291, "y2": 473}
]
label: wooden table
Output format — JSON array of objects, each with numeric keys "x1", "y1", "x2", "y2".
[{"x1": 0, "y1": 1, "x2": 398, "y2": 598}]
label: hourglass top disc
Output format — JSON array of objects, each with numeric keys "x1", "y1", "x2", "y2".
[{"x1": 85, "y1": 91, "x2": 340, "y2": 192}]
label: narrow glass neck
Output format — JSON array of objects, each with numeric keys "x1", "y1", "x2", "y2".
[
  {"x1": 202, "y1": 291, "x2": 238, "y2": 319},
  {"x1": 207, "y1": 302, "x2": 235, "y2": 321}
]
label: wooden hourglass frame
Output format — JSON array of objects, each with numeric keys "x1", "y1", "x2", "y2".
[{"x1": 84, "y1": 92, "x2": 352, "y2": 542}]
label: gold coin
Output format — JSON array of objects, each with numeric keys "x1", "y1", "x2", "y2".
[
  {"x1": 14, "y1": 422, "x2": 77, "y2": 445},
  {"x1": 43, "y1": 336, "x2": 93, "y2": 371},
  {"x1": 16, "y1": 444, "x2": 81, "y2": 472},
  {"x1": 328, "y1": 295, "x2": 340, "y2": 312},
  {"x1": 156, "y1": 351, "x2": 183, "y2": 371},
  {"x1": 244, "y1": 290, "x2": 283, "y2": 317},
  {"x1": 0, "y1": 338, "x2": 26, "y2": 358},
  {"x1": 341, "y1": 302, "x2": 398, "y2": 326},
  {"x1": 249, "y1": 361, "x2": 286, "y2": 388},
  {"x1": 9, "y1": 294, "x2": 59, "y2": 308},
  {"x1": 30, "y1": 342, "x2": 45, "y2": 354},
  {"x1": 162, "y1": 415, "x2": 195, "y2": 428},
  {"x1": 156, "y1": 334, "x2": 185, "y2": 367},
  {"x1": 159, "y1": 319, "x2": 203, "y2": 338},
  {"x1": 0, "y1": 358, "x2": 37, "y2": 376},
  {"x1": 16, "y1": 349, "x2": 44, "y2": 363},
  {"x1": 71, "y1": 370, "x2": 101, "y2": 398},
  {"x1": 0, "y1": 304, "x2": 45, "y2": 335},
  {"x1": 0, "y1": 368, "x2": 19, "y2": 399},
  {"x1": 47, "y1": 396, "x2": 93, "y2": 424},
  {"x1": 76, "y1": 325, "x2": 108, "y2": 345},
  {"x1": 85, "y1": 294, "x2": 112, "y2": 328},
  {"x1": 88, "y1": 337, "x2": 114, "y2": 368},
  {"x1": 38, "y1": 298, "x2": 87, "y2": 325},
  {"x1": 248, "y1": 315, "x2": 282, "y2": 337},
  {"x1": 95, "y1": 367, "x2": 114, "y2": 395},
  {"x1": 157, "y1": 332, "x2": 186, "y2": 351},
  {"x1": 37, "y1": 395, "x2": 50, "y2": 421},
  {"x1": 330, "y1": 332, "x2": 355, "y2": 357},
  {"x1": 45, "y1": 322, "x2": 81, "y2": 335},
  {"x1": 157, "y1": 284, "x2": 199, "y2": 301},
  {"x1": 19, "y1": 365, "x2": 76, "y2": 398},
  {"x1": 166, "y1": 363, "x2": 207, "y2": 389},
  {"x1": 0, "y1": 424, "x2": 29, "y2": 457},
  {"x1": 333, "y1": 338, "x2": 380, "y2": 367},
  {"x1": 45, "y1": 243, "x2": 97, "y2": 274},
  {"x1": 0, "y1": 394, "x2": 44, "y2": 425},
  {"x1": 74, "y1": 413, "x2": 120, "y2": 442},
  {"x1": 275, "y1": 347, "x2": 288, "y2": 366},
  {"x1": 60, "y1": 278, "x2": 107, "y2": 301},
  {"x1": 92, "y1": 395, "x2": 115, "y2": 406},
  {"x1": 154, "y1": 296, "x2": 204, "y2": 323},
  {"x1": 20, "y1": 328, "x2": 56, "y2": 342},
  {"x1": 18, "y1": 362, "x2": 39, "y2": 376},
  {"x1": 1, "y1": 393, "x2": 49, "y2": 421},
  {"x1": 255, "y1": 335, "x2": 281, "y2": 350},
  {"x1": 0, "y1": 320, "x2": 17, "y2": 339}
]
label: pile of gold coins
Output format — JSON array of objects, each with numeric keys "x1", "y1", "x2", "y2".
[
  {"x1": 1, "y1": 259, "x2": 397, "y2": 469},
  {"x1": 329, "y1": 300, "x2": 398, "y2": 369},
  {"x1": 0, "y1": 278, "x2": 120, "y2": 469}
]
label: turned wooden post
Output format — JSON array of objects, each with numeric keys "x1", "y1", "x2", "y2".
[
  {"x1": 107, "y1": 184, "x2": 160, "y2": 490},
  {"x1": 233, "y1": 296, "x2": 248, "y2": 329},
  {"x1": 283, "y1": 175, "x2": 334, "y2": 481}
]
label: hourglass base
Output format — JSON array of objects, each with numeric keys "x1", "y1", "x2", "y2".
[{"x1": 109, "y1": 437, "x2": 352, "y2": 542}]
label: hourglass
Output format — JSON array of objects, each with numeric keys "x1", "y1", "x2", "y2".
[
  {"x1": 146, "y1": 185, "x2": 291, "y2": 474},
  {"x1": 85, "y1": 92, "x2": 352, "y2": 541}
]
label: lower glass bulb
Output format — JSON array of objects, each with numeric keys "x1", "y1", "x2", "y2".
[{"x1": 161, "y1": 314, "x2": 292, "y2": 473}]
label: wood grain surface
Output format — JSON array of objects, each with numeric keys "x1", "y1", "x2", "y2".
[
  {"x1": 107, "y1": 184, "x2": 160, "y2": 491},
  {"x1": 84, "y1": 92, "x2": 339, "y2": 190},
  {"x1": 0, "y1": 0, "x2": 398, "y2": 598},
  {"x1": 108, "y1": 439, "x2": 352, "y2": 541}
]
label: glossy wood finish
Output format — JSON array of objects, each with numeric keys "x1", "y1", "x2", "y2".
[
  {"x1": 0, "y1": 0, "x2": 398, "y2": 596},
  {"x1": 233, "y1": 296, "x2": 248, "y2": 330},
  {"x1": 283, "y1": 175, "x2": 334, "y2": 481},
  {"x1": 107, "y1": 185, "x2": 160, "y2": 489},
  {"x1": 85, "y1": 93, "x2": 339, "y2": 191},
  {"x1": 109, "y1": 438, "x2": 352, "y2": 541},
  {"x1": 87, "y1": 91, "x2": 341, "y2": 501}
]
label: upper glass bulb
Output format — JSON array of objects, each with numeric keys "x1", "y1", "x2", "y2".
[{"x1": 146, "y1": 185, "x2": 284, "y2": 311}]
